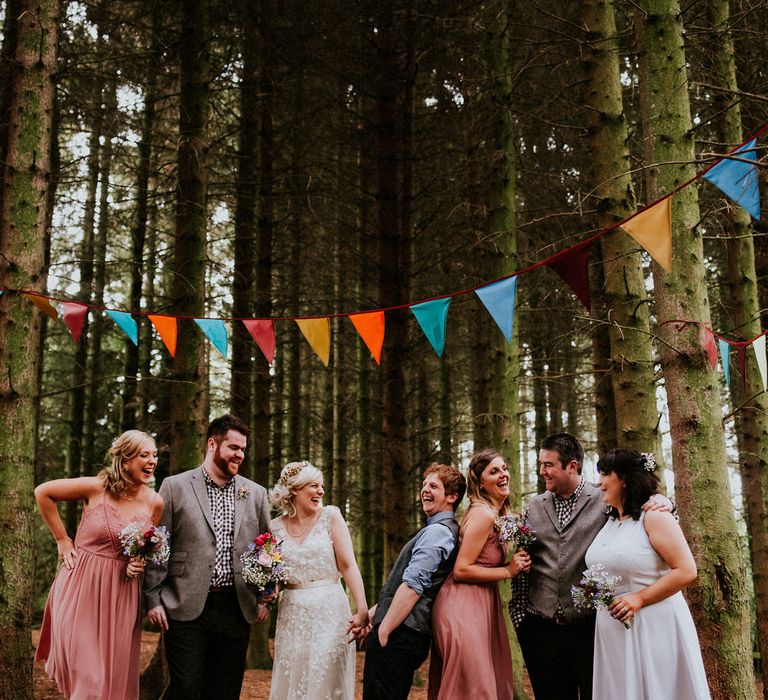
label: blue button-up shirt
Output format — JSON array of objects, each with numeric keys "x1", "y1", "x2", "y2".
[{"x1": 401, "y1": 510, "x2": 457, "y2": 596}]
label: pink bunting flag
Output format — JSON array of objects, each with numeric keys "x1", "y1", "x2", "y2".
[
  {"x1": 621, "y1": 197, "x2": 672, "y2": 271},
  {"x1": 61, "y1": 302, "x2": 88, "y2": 342},
  {"x1": 699, "y1": 326, "x2": 718, "y2": 370},
  {"x1": 544, "y1": 240, "x2": 592, "y2": 311},
  {"x1": 242, "y1": 319, "x2": 276, "y2": 364}
]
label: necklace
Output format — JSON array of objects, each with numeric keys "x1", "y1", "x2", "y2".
[{"x1": 284, "y1": 513, "x2": 319, "y2": 540}]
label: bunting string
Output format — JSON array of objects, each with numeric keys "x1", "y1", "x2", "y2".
[{"x1": 1, "y1": 121, "x2": 767, "y2": 372}]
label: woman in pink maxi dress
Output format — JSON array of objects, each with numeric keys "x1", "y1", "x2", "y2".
[
  {"x1": 34, "y1": 430, "x2": 163, "y2": 700},
  {"x1": 429, "y1": 449, "x2": 531, "y2": 700}
]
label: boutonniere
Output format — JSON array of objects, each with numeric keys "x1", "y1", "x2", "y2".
[{"x1": 237, "y1": 487, "x2": 251, "y2": 500}]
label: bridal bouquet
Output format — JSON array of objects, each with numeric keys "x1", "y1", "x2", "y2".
[
  {"x1": 118, "y1": 523, "x2": 171, "y2": 565},
  {"x1": 495, "y1": 514, "x2": 537, "y2": 550},
  {"x1": 241, "y1": 531, "x2": 289, "y2": 593},
  {"x1": 571, "y1": 563, "x2": 631, "y2": 628}
]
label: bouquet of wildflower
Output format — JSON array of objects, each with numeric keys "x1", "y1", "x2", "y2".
[
  {"x1": 495, "y1": 514, "x2": 537, "y2": 550},
  {"x1": 118, "y1": 523, "x2": 171, "y2": 565},
  {"x1": 571, "y1": 563, "x2": 631, "y2": 628},
  {"x1": 240, "y1": 531, "x2": 289, "y2": 593}
]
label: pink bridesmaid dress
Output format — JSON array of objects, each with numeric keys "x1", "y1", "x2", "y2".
[
  {"x1": 36, "y1": 503, "x2": 149, "y2": 700},
  {"x1": 429, "y1": 530, "x2": 514, "y2": 700}
]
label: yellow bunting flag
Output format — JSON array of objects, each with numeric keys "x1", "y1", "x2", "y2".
[
  {"x1": 23, "y1": 293, "x2": 58, "y2": 321},
  {"x1": 349, "y1": 311, "x2": 385, "y2": 364},
  {"x1": 295, "y1": 318, "x2": 331, "y2": 366},
  {"x1": 148, "y1": 314, "x2": 177, "y2": 357},
  {"x1": 620, "y1": 196, "x2": 672, "y2": 271}
]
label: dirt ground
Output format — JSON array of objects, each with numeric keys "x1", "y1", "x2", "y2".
[{"x1": 32, "y1": 630, "x2": 429, "y2": 700}]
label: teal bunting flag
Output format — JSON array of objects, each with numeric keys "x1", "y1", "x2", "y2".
[
  {"x1": 475, "y1": 277, "x2": 518, "y2": 342},
  {"x1": 410, "y1": 298, "x2": 451, "y2": 357},
  {"x1": 718, "y1": 339, "x2": 731, "y2": 385},
  {"x1": 194, "y1": 318, "x2": 228, "y2": 357},
  {"x1": 106, "y1": 310, "x2": 138, "y2": 345},
  {"x1": 703, "y1": 139, "x2": 760, "y2": 220}
]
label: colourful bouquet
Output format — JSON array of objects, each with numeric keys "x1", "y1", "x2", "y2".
[
  {"x1": 571, "y1": 563, "x2": 631, "y2": 628},
  {"x1": 495, "y1": 514, "x2": 537, "y2": 550},
  {"x1": 240, "y1": 531, "x2": 289, "y2": 593},
  {"x1": 118, "y1": 523, "x2": 171, "y2": 565}
]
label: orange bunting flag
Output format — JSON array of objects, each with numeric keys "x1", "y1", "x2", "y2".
[
  {"x1": 148, "y1": 314, "x2": 177, "y2": 357},
  {"x1": 295, "y1": 318, "x2": 331, "y2": 366},
  {"x1": 61, "y1": 302, "x2": 88, "y2": 342},
  {"x1": 23, "y1": 293, "x2": 58, "y2": 321},
  {"x1": 620, "y1": 196, "x2": 672, "y2": 271},
  {"x1": 349, "y1": 311, "x2": 385, "y2": 364}
]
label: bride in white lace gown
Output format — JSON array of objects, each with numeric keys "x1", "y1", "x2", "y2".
[{"x1": 268, "y1": 461, "x2": 369, "y2": 700}]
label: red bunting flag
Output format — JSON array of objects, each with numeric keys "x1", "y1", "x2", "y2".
[
  {"x1": 349, "y1": 311, "x2": 385, "y2": 364},
  {"x1": 148, "y1": 314, "x2": 177, "y2": 357},
  {"x1": 699, "y1": 326, "x2": 718, "y2": 370},
  {"x1": 242, "y1": 319, "x2": 276, "y2": 364},
  {"x1": 544, "y1": 240, "x2": 593, "y2": 311},
  {"x1": 61, "y1": 302, "x2": 88, "y2": 342}
]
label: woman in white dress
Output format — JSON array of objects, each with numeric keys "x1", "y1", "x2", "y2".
[
  {"x1": 585, "y1": 448, "x2": 710, "y2": 699},
  {"x1": 268, "y1": 460, "x2": 369, "y2": 700}
]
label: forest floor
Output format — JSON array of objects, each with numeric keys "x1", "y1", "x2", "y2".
[{"x1": 32, "y1": 630, "x2": 430, "y2": 700}]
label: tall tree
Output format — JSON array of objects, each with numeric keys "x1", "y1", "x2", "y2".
[
  {"x1": 170, "y1": 0, "x2": 210, "y2": 473},
  {"x1": 636, "y1": 1, "x2": 756, "y2": 695},
  {"x1": 0, "y1": 1, "x2": 60, "y2": 696}
]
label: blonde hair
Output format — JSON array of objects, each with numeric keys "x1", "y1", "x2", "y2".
[
  {"x1": 466, "y1": 448, "x2": 511, "y2": 517},
  {"x1": 269, "y1": 460, "x2": 324, "y2": 514},
  {"x1": 100, "y1": 430, "x2": 155, "y2": 498}
]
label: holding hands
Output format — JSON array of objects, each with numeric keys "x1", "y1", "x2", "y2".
[{"x1": 346, "y1": 608, "x2": 371, "y2": 643}]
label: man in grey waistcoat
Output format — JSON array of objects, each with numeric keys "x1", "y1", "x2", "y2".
[
  {"x1": 512, "y1": 433, "x2": 670, "y2": 699},
  {"x1": 363, "y1": 463, "x2": 467, "y2": 700}
]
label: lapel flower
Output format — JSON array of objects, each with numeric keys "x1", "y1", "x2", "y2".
[{"x1": 237, "y1": 486, "x2": 251, "y2": 500}]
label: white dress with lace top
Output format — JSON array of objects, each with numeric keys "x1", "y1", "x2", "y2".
[{"x1": 268, "y1": 505, "x2": 355, "y2": 700}]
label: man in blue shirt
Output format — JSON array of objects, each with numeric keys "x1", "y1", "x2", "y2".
[{"x1": 363, "y1": 464, "x2": 466, "y2": 700}]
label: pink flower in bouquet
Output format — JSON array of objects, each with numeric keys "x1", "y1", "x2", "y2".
[{"x1": 241, "y1": 530, "x2": 289, "y2": 592}]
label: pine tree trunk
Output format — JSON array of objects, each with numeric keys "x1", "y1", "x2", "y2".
[
  {"x1": 582, "y1": 0, "x2": 661, "y2": 455},
  {"x1": 636, "y1": 2, "x2": 756, "y2": 695},
  {"x1": 703, "y1": 0, "x2": 768, "y2": 692},
  {"x1": 170, "y1": 0, "x2": 210, "y2": 474},
  {"x1": 0, "y1": 2, "x2": 59, "y2": 696}
]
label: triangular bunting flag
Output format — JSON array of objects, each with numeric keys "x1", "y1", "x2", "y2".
[
  {"x1": 753, "y1": 334, "x2": 767, "y2": 393},
  {"x1": 295, "y1": 318, "x2": 331, "y2": 366},
  {"x1": 410, "y1": 298, "x2": 451, "y2": 357},
  {"x1": 148, "y1": 314, "x2": 177, "y2": 357},
  {"x1": 544, "y1": 240, "x2": 592, "y2": 310},
  {"x1": 700, "y1": 326, "x2": 718, "y2": 369},
  {"x1": 475, "y1": 276, "x2": 518, "y2": 342},
  {"x1": 718, "y1": 339, "x2": 731, "y2": 385},
  {"x1": 106, "y1": 310, "x2": 139, "y2": 345},
  {"x1": 621, "y1": 197, "x2": 672, "y2": 271},
  {"x1": 61, "y1": 302, "x2": 88, "y2": 343},
  {"x1": 703, "y1": 138, "x2": 760, "y2": 220},
  {"x1": 194, "y1": 318, "x2": 228, "y2": 358},
  {"x1": 349, "y1": 311, "x2": 385, "y2": 364},
  {"x1": 23, "y1": 293, "x2": 58, "y2": 321},
  {"x1": 242, "y1": 319, "x2": 276, "y2": 364}
]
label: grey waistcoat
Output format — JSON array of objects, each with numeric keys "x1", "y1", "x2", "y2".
[
  {"x1": 373, "y1": 516, "x2": 460, "y2": 634},
  {"x1": 526, "y1": 481, "x2": 607, "y2": 621}
]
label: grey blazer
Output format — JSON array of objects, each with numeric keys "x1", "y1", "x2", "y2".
[
  {"x1": 143, "y1": 467, "x2": 270, "y2": 624},
  {"x1": 525, "y1": 480, "x2": 607, "y2": 621}
]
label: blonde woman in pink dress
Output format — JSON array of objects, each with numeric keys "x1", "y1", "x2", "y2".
[
  {"x1": 429, "y1": 449, "x2": 531, "y2": 700},
  {"x1": 35, "y1": 430, "x2": 164, "y2": 700}
]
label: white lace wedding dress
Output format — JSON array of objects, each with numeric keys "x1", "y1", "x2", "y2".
[
  {"x1": 268, "y1": 505, "x2": 355, "y2": 700},
  {"x1": 585, "y1": 513, "x2": 710, "y2": 699}
]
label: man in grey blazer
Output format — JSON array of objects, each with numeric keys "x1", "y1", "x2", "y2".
[{"x1": 144, "y1": 414, "x2": 271, "y2": 700}]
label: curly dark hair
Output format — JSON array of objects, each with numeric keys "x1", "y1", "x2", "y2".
[
  {"x1": 540, "y1": 433, "x2": 584, "y2": 473},
  {"x1": 206, "y1": 414, "x2": 249, "y2": 442},
  {"x1": 597, "y1": 448, "x2": 660, "y2": 520}
]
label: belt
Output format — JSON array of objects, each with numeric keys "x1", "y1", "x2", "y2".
[
  {"x1": 209, "y1": 584, "x2": 234, "y2": 593},
  {"x1": 284, "y1": 577, "x2": 339, "y2": 590}
]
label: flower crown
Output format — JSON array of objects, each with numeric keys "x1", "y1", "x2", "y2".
[
  {"x1": 279, "y1": 460, "x2": 309, "y2": 486},
  {"x1": 641, "y1": 452, "x2": 656, "y2": 472}
]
